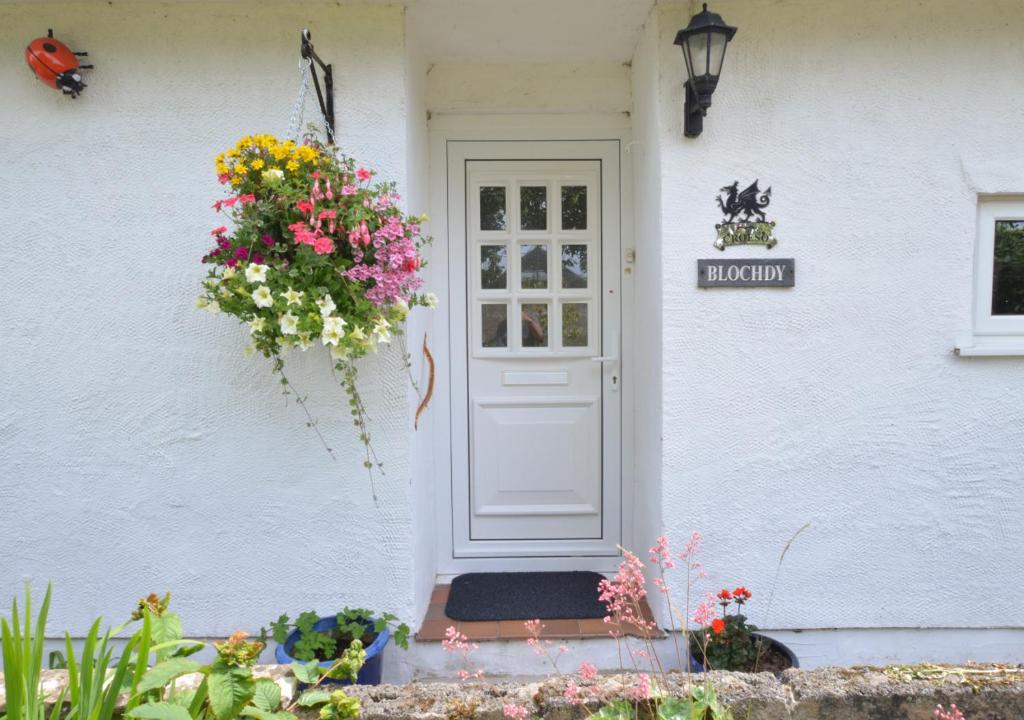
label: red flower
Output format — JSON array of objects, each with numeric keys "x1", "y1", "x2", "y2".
[
  {"x1": 717, "y1": 589, "x2": 732, "y2": 603},
  {"x1": 296, "y1": 200, "x2": 313, "y2": 214},
  {"x1": 711, "y1": 618, "x2": 725, "y2": 635},
  {"x1": 733, "y1": 587, "x2": 752, "y2": 604},
  {"x1": 210, "y1": 226, "x2": 227, "y2": 236}
]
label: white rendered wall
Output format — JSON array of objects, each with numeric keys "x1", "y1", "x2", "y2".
[
  {"x1": 628, "y1": 9, "x2": 665, "y2": 588},
  {"x1": 654, "y1": 0, "x2": 1024, "y2": 642},
  {"x1": 0, "y1": 2, "x2": 419, "y2": 639}
]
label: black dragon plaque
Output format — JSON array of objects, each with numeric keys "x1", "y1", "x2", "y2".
[{"x1": 714, "y1": 180, "x2": 779, "y2": 250}]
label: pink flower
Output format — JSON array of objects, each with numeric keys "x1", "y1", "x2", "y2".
[
  {"x1": 211, "y1": 226, "x2": 227, "y2": 236},
  {"x1": 578, "y1": 662, "x2": 598, "y2": 681},
  {"x1": 935, "y1": 705, "x2": 966, "y2": 720},
  {"x1": 238, "y1": 194, "x2": 256, "y2": 204},
  {"x1": 356, "y1": 167, "x2": 372, "y2": 181},
  {"x1": 217, "y1": 173, "x2": 230, "y2": 184},
  {"x1": 261, "y1": 234, "x2": 275, "y2": 247},
  {"x1": 649, "y1": 535, "x2": 675, "y2": 570},
  {"x1": 564, "y1": 680, "x2": 583, "y2": 706},
  {"x1": 342, "y1": 185, "x2": 358, "y2": 196},
  {"x1": 629, "y1": 673, "x2": 651, "y2": 701},
  {"x1": 313, "y1": 235, "x2": 335, "y2": 255},
  {"x1": 502, "y1": 705, "x2": 528, "y2": 719},
  {"x1": 597, "y1": 550, "x2": 657, "y2": 631},
  {"x1": 296, "y1": 200, "x2": 313, "y2": 214},
  {"x1": 692, "y1": 593, "x2": 718, "y2": 628}
]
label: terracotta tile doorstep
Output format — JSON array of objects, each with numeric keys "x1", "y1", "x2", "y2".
[
  {"x1": 458, "y1": 621, "x2": 500, "y2": 640},
  {"x1": 578, "y1": 618, "x2": 615, "y2": 637},
  {"x1": 496, "y1": 620, "x2": 535, "y2": 639},
  {"x1": 430, "y1": 584, "x2": 451, "y2": 604},
  {"x1": 416, "y1": 617, "x2": 451, "y2": 641},
  {"x1": 423, "y1": 602, "x2": 448, "y2": 622},
  {"x1": 538, "y1": 619, "x2": 582, "y2": 638}
]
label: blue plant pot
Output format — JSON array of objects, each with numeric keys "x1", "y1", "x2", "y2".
[{"x1": 274, "y1": 615, "x2": 390, "y2": 686}]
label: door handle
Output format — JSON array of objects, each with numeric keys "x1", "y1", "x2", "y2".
[
  {"x1": 591, "y1": 355, "x2": 617, "y2": 363},
  {"x1": 592, "y1": 333, "x2": 620, "y2": 392}
]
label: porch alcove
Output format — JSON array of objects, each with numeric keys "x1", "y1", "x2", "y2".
[{"x1": 402, "y1": 0, "x2": 667, "y2": 675}]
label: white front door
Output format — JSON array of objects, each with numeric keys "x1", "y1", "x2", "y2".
[{"x1": 447, "y1": 141, "x2": 622, "y2": 559}]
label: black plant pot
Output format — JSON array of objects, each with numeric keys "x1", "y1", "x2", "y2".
[{"x1": 753, "y1": 632, "x2": 799, "y2": 669}]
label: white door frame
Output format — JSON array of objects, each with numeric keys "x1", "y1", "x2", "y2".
[{"x1": 427, "y1": 115, "x2": 635, "y2": 575}]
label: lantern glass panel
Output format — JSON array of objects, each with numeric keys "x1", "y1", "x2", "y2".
[
  {"x1": 687, "y1": 33, "x2": 709, "y2": 76},
  {"x1": 708, "y1": 31, "x2": 728, "y2": 76}
]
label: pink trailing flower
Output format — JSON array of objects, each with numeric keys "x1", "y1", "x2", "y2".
[
  {"x1": 502, "y1": 705, "x2": 529, "y2": 719},
  {"x1": 935, "y1": 705, "x2": 966, "y2": 720},
  {"x1": 578, "y1": 662, "x2": 598, "y2": 681},
  {"x1": 356, "y1": 167, "x2": 372, "y2": 181},
  {"x1": 342, "y1": 184, "x2": 358, "y2": 196},
  {"x1": 564, "y1": 680, "x2": 584, "y2": 706},
  {"x1": 238, "y1": 194, "x2": 256, "y2": 204},
  {"x1": 211, "y1": 226, "x2": 227, "y2": 236}
]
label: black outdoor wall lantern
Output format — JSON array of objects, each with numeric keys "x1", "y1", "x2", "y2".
[{"x1": 674, "y1": 3, "x2": 737, "y2": 138}]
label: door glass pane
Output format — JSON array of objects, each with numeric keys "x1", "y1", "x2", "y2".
[
  {"x1": 521, "y1": 303, "x2": 549, "y2": 348},
  {"x1": 480, "y1": 186, "x2": 507, "y2": 231},
  {"x1": 520, "y1": 186, "x2": 548, "y2": 230},
  {"x1": 561, "y1": 185, "x2": 587, "y2": 230},
  {"x1": 562, "y1": 303, "x2": 588, "y2": 347},
  {"x1": 481, "y1": 304, "x2": 508, "y2": 348},
  {"x1": 993, "y1": 220, "x2": 1024, "y2": 315},
  {"x1": 520, "y1": 244, "x2": 548, "y2": 289},
  {"x1": 480, "y1": 245, "x2": 507, "y2": 289},
  {"x1": 561, "y1": 244, "x2": 588, "y2": 289}
]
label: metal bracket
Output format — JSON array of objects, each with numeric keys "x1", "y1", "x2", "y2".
[{"x1": 300, "y1": 29, "x2": 335, "y2": 144}]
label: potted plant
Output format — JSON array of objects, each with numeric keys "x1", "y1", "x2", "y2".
[
  {"x1": 265, "y1": 608, "x2": 410, "y2": 686},
  {"x1": 196, "y1": 134, "x2": 435, "y2": 491},
  {"x1": 690, "y1": 587, "x2": 798, "y2": 672}
]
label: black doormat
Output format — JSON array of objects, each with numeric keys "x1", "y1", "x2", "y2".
[{"x1": 445, "y1": 571, "x2": 609, "y2": 621}]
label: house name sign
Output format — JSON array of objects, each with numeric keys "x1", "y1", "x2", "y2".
[{"x1": 698, "y1": 258, "x2": 795, "y2": 287}]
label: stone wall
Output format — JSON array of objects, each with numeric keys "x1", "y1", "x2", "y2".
[{"x1": 3, "y1": 665, "x2": 1023, "y2": 720}]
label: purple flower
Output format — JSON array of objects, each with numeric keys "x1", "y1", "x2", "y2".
[
  {"x1": 234, "y1": 246, "x2": 249, "y2": 260},
  {"x1": 253, "y1": 253, "x2": 265, "y2": 264},
  {"x1": 261, "y1": 234, "x2": 275, "y2": 247}
]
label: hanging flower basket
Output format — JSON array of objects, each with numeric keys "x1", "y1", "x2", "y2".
[{"x1": 197, "y1": 134, "x2": 434, "y2": 483}]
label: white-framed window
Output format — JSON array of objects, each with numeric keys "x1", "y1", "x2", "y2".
[{"x1": 957, "y1": 195, "x2": 1024, "y2": 356}]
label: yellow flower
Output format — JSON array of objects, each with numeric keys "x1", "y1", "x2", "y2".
[
  {"x1": 234, "y1": 163, "x2": 247, "y2": 175},
  {"x1": 271, "y1": 145, "x2": 288, "y2": 161},
  {"x1": 251, "y1": 158, "x2": 265, "y2": 170},
  {"x1": 230, "y1": 175, "x2": 243, "y2": 187},
  {"x1": 286, "y1": 160, "x2": 299, "y2": 172}
]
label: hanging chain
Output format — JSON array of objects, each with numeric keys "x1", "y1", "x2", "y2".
[{"x1": 286, "y1": 56, "x2": 313, "y2": 142}]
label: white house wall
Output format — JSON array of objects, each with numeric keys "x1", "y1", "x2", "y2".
[
  {"x1": 654, "y1": 0, "x2": 1024, "y2": 636},
  {"x1": 0, "y1": 1, "x2": 419, "y2": 637}
]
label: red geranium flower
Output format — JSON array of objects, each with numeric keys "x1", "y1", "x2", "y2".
[
  {"x1": 717, "y1": 589, "x2": 732, "y2": 605},
  {"x1": 733, "y1": 587, "x2": 752, "y2": 604},
  {"x1": 711, "y1": 618, "x2": 725, "y2": 635}
]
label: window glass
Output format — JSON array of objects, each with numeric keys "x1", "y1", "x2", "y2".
[
  {"x1": 480, "y1": 245, "x2": 507, "y2": 289},
  {"x1": 992, "y1": 220, "x2": 1024, "y2": 315},
  {"x1": 561, "y1": 186, "x2": 587, "y2": 230},
  {"x1": 520, "y1": 186, "x2": 548, "y2": 230},
  {"x1": 481, "y1": 304, "x2": 508, "y2": 348},
  {"x1": 480, "y1": 186, "x2": 507, "y2": 231},
  {"x1": 521, "y1": 303, "x2": 549, "y2": 347}
]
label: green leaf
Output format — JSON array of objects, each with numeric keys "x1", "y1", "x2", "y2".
[
  {"x1": 137, "y1": 659, "x2": 203, "y2": 694},
  {"x1": 126, "y1": 702, "x2": 194, "y2": 720},
  {"x1": 208, "y1": 665, "x2": 255, "y2": 720},
  {"x1": 251, "y1": 679, "x2": 282, "y2": 713},
  {"x1": 242, "y1": 710, "x2": 297, "y2": 720},
  {"x1": 269, "y1": 615, "x2": 291, "y2": 645},
  {"x1": 290, "y1": 661, "x2": 320, "y2": 685},
  {"x1": 591, "y1": 701, "x2": 633, "y2": 720},
  {"x1": 296, "y1": 690, "x2": 331, "y2": 708},
  {"x1": 657, "y1": 698, "x2": 695, "y2": 720}
]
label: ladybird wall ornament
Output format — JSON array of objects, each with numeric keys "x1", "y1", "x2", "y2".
[{"x1": 25, "y1": 29, "x2": 92, "y2": 98}]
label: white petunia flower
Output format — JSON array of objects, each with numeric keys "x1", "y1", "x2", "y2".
[
  {"x1": 279, "y1": 313, "x2": 298, "y2": 335},
  {"x1": 372, "y1": 318, "x2": 392, "y2": 345},
  {"x1": 283, "y1": 287, "x2": 304, "y2": 306},
  {"x1": 297, "y1": 332, "x2": 313, "y2": 351},
  {"x1": 423, "y1": 292, "x2": 438, "y2": 309},
  {"x1": 252, "y1": 285, "x2": 273, "y2": 308},
  {"x1": 316, "y1": 294, "x2": 336, "y2": 316},
  {"x1": 222, "y1": 266, "x2": 237, "y2": 280},
  {"x1": 349, "y1": 325, "x2": 366, "y2": 342},
  {"x1": 330, "y1": 344, "x2": 351, "y2": 360},
  {"x1": 321, "y1": 315, "x2": 347, "y2": 346},
  {"x1": 394, "y1": 298, "x2": 409, "y2": 319},
  {"x1": 249, "y1": 317, "x2": 267, "y2": 335},
  {"x1": 205, "y1": 300, "x2": 221, "y2": 314},
  {"x1": 245, "y1": 263, "x2": 268, "y2": 283}
]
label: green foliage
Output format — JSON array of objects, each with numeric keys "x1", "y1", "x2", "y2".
[
  {"x1": 125, "y1": 703, "x2": 194, "y2": 720},
  {"x1": 250, "y1": 680, "x2": 281, "y2": 713},
  {"x1": 1, "y1": 584, "x2": 65, "y2": 720},
  {"x1": 207, "y1": 662, "x2": 256, "y2": 720},
  {"x1": 317, "y1": 691, "x2": 360, "y2": 720},
  {"x1": 690, "y1": 613, "x2": 763, "y2": 672},
  {"x1": 264, "y1": 608, "x2": 410, "y2": 663},
  {"x1": 137, "y1": 659, "x2": 204, "y2": 694},
  {"x1": 593, "y1": 685, "x2": 734, "y2": 720}
]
